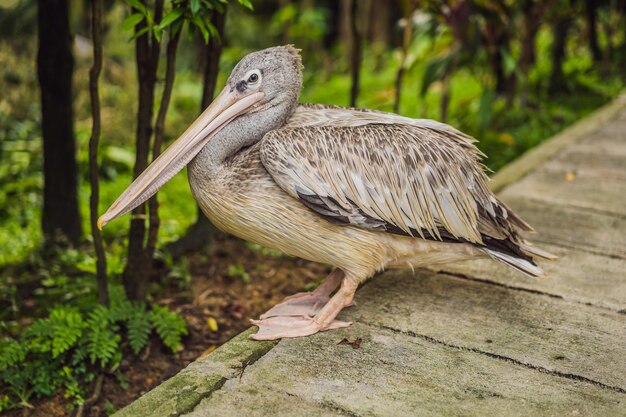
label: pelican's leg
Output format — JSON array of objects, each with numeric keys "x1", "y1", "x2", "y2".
[
  {"x1": 251, "y1": 273, "x2": 359, "y2": 340},
  {"x1": 260, "y1": 269, "x2": 344, "y2": 319}
]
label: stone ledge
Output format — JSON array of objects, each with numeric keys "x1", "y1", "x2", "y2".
[
  {"x1": 112, "y1": 329, "x2": 277, "y2": 417},
  {"x1": 490, "y1": 93, "x2": 626, "y2": 192},
  {"x1": 113, "y1": 91, "x2": 626, "y2": 417}
]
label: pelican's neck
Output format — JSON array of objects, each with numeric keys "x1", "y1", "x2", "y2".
[{"x1": 189, "y1": 100, "x2": 296, "y2": 178}]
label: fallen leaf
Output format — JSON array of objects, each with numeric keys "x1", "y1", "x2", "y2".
[
  {"x1": 497, "y1": 132, "x2": 515, "y2": 145},
  {"x1": 198, "y1": 345, "x2": 217, "y2": 360},
  {"x1": 207, "y1": 317, "x2": 219, "y2": 332},
  {"x1": 338, "y1": 337, "x2": 362, "y2": 349}
]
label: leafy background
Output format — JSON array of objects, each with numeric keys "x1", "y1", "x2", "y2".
[{"x1": 0, "y1": 0, "x2": 625, "y2": 414}]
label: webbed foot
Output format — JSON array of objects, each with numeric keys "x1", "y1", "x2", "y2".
[
  {"x1": 260, "y1": 291, "x2": 330, "y2": 319},
  {"x1": 251, "y1": 270, "x2": 360, "y2": 340},
  {"x1": 250, "y1": 316, "x2": 351, "y2": 340},
  {"x1": 260, "y1": 268, "x2": 344, "y2": 319}
]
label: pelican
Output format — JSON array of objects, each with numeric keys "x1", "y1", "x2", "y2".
[{"x1": 99, "y1": 46, "x2": 554, "y2": 340}]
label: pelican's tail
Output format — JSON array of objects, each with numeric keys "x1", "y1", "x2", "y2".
[
  {"x1": 481, "y1": 239, "x2": 557, "y2": 278},
  {"x1": 517, "y1": 241, "x2": 558, "y2": 261},
  {"x1": 480, "y1": 248, "x2": 547, "y2": 278}
]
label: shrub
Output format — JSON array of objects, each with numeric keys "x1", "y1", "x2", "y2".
[{"x1": 0, "y1": 293, "x2": 187, "y2": 411}]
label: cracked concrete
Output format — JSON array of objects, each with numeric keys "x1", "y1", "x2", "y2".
[{"x1": 112, "y1": 329, "x2": 277, "y2": 417}]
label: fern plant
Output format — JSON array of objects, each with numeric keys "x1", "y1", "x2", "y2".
[
  {"x1": 85, "y1": 305, "x2": 121, "y2": 367},
  {"x1": 0, "y1": 290, "x2": 187, "y2": 412},
  {"x1": 112, "y1": 299, "x2": 152, "y2": 354},
  {"x1": 150, "y1": 305, "x2": 188, "y2": 352}
]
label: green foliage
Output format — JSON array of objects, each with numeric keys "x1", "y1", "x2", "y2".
[
  {"x1": 104, "y1": 400, "x2": 117, "y2": 415},
  {"x1": 155, "y1": 250, "x2": 192, "y2": 292},
  {"x1": 0, "y1": 395, "x2": 10, "y2": 412},
  {"x1": 227, "y1": 262, "x2": 250, "y2": 284},
  {"x1": 111, "y1": 299, "x2": 152, "y2": 354},
  {"x1": 0, "y1": 338, "x2": 25, "y2": 370},
  {"x1": 0, "y1": 293, "x2": 187, "y2": 411},
  {"x1": 421, "y1": 52, "x2": 453, "y2": 96},
  {"x1": 246, "y1": 242, "x2": 287, "y2": 258},
  {"x1": 150, "y1": 305, "x2": 188, "y2": 352},
  {"x1": 85, "y1": 306, "x2": 121, "y2": 367},
  {"x1": 127, "y1": 310, "x2": 152, "y2": 355},
  {"x1": 121, "y1": 0, "x2": 253, "y2": 44},
  {"x1": 41, "y1": 306, "x2": 85, "y2": 358},
  {"x1": 0, "y1": 89, "x2": 42, "y2": 265}
]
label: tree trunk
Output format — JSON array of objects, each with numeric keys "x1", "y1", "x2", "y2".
[
  {"x1": 37, "y1": 0, "x2": 82, "y2": 246},
  {"x1": 349, "y1": 0, "x2": 362, "y2": 107},
  {"x1": 88, "y1": 0, "x2": 108, "y2": 306},
  {"x1": 200, "y1": 10, "x2": 226, "y2": 111},
  {"x1": 146, "y1": 29, "x2": 182, "y2": 259},
  {"x1": 440, "y1": 74, "x2": 451, "y2": 123},
  {"x1": 367, "y1": 0, "x2": 391, "y2": 46},
  {"x1": 166, "y1": 9, "x2": 226, "y2": 258},
  {"x1": 621, "y1": 0, "x2": 626, "y2": 66},
  {"x1": 585, "y1": 0, "x2": 603, "y2": 63},
  {"x1": 123, "y1": 0, "x2": 163, "y2": 300},
  {"x1": 519, "y1": 0, "x2": 545, "y2": 76},
  {"x1": 549, "y1": 13, "x2": 573, "y2": 93},
  {"x1": 339, "y1": 0, "x2": 351, "y2": 48},
  {"x1": 394, "y1": 0, "x2": 415, "y2": 114},
  {"x1": 485, "y1": 21, "x2": 515, "y2": 96}
]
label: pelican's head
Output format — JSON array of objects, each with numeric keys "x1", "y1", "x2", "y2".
[
  {"x1": 98, "y1": 45, "x2": 303, "y2": 229},
  {"x1": 227, "y1": 45, "x2": 303, "y2": 110}
]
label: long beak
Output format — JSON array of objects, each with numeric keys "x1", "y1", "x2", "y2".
[{"x1": 98, "y1": 87, "x2": 264, "y2": 229}]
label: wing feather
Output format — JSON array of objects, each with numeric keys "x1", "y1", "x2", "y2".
[
  {"x1": 261, "y1": 105, "x2": 535, "y2": 247},
  {"x1": 261, "y1": 120, "x2": 494, "y2": 244}
]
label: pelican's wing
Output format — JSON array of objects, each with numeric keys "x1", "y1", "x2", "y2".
[
  {"x1": 285, "y1": 103, "x2": 467, "y2": 136},
  {"x1": 261, "y1": 105, "x2": 531, "y2": 244}
]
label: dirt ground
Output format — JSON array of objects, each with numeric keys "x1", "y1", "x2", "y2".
[{"x1": 9, "y1": 235, "x2": 330, "y2": 417}]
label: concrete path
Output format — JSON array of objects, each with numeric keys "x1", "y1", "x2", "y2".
[{"x1": 114, "y1": 95, "x2": 626, "y2": 417}]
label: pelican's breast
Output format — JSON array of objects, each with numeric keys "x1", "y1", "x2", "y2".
[{"x1": 187, "y1": 144, "x2": 392, "y2": 276}]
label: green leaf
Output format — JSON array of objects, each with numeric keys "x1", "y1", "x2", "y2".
[
  {"x1": 110, "y1": 299, "x2": 136, "y2": 322},
  {"x1": 0, "y1": 395, "x2": 10, "y2": 413},
  {"x1": 104, "y1": 146, "x2": 135, "y2": 169},
  {"x1": 145, "y1": 9, "x2": 154, "y2": 26},
  {"x1": 127, "y1": 313, "x2": 151, "y2": 354},
  {"x1": 111, "y1": 300, "x2": 152, "y2": 354},
  {"x1": 150, "y1": 305, "x2": 187, "y2": 352},
  {"x1": 213, "y1": 2, "x2": 225, "y2": 14},
  {"x1": 85, "y1": 306, "x2": 120, "y2": 367},
  {"x1": 205, "y1": 20, "x2": 219, "y2": 39},
  {"x1": 502, "y1": 49, "x2": 517, "y2": 78},
  {"x1": 129, "y1": 26, "x2": 150, "y2": 41},
  {"x1": 153, "y1": 25, "x2": 162, "y2": 43},
  {"x1": 48, "y1": 307, "x2": 85, "y2": 358},
  {"x1": 237, "y1": 0, "x2": 253, "y2": 11},
  {"x1": 125, "y1": 0, "x2": 147, "y2": 14},
  {"x1": 171, "y1": 17, "x2": 185, "y2": 36},
  {"x1": 190, "y1": 0, "x2": 201, "y2": 15},
  {"x1": 0, "y1": 338, "x2": 26, "y2": 371},
  {"x1": 159, "y1": 8, "x2": 184, "y2": 30},
  {"x1": 121, "y1": 13, "x2": 145, "y2": 32},
  {"x1": 478, "y1": 88, "x2": 495, "y2": 133},
  {"x1": 192, "y1": 15, "x2": 209, "y2": 44},
  {"x1": 420, "y1": 54, "x2": 452, "y2": 96}
]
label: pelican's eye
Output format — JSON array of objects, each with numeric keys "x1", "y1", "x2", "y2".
[{"x1": 244, "y1": 69, "x2": 262, "y2": 88}]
